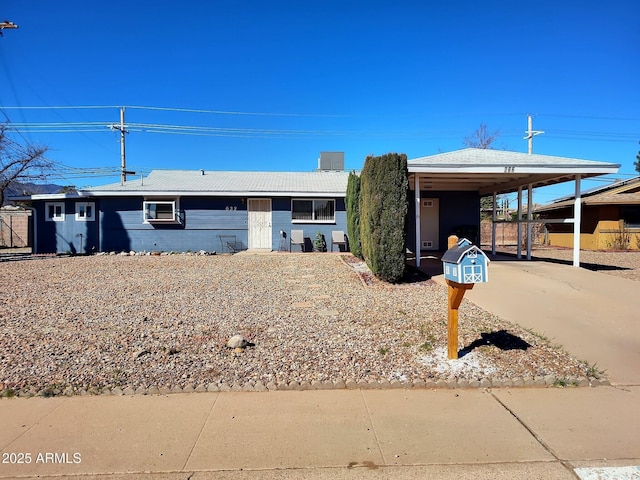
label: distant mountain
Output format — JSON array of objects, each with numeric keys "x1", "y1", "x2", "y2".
[{"x1": 3, "y1": 181, "x2": 68, "y2": 205}]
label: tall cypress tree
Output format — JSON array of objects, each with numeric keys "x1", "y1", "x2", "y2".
[
  {"x1": 346, "y1": 171, "x2": 362, "y2": 258},
  {"x1": 359, "y1": 153, "x2": 408, "y2": 283}
]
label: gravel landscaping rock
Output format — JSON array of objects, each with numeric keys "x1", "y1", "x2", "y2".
[{"x1": 0, "y1": 252, "x2": 617, "y2": 396}]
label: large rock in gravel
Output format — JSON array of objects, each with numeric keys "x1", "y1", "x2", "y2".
[{"x1": 226, "y1": 335, "x2": 249, "y2": 349}]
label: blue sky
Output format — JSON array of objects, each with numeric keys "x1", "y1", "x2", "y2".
[{"x1": 1, "y1": 0, "x2": 639, "y2": 204}]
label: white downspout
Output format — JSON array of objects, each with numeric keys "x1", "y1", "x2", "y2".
[{"x1": 25, "y1": 206, "x2": 37, "y2": 254}]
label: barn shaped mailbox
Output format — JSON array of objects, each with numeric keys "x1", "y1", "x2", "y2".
[{"x1": 442, "y1": 238, "x2": 490, "y2": 284}]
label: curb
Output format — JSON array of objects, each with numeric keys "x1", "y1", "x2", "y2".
[{"x1": 2, "y1": 375, "x2": 610, "y2": 398}]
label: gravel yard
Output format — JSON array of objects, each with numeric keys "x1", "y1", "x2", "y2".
[{"x1": 0, "y1": 252, "x2": 612, "y2": 396}]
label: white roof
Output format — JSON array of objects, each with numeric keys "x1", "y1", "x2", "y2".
[
  {"x1": 408, "y1": 148, "x2": 619, "y2": 195},
  {"x1": 77, "y1": 169, "x2": 350, "y2": 197}
]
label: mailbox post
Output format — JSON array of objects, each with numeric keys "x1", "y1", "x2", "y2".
[{"x1": 441, "y1": 235, "x2": 490, "y2": 359}]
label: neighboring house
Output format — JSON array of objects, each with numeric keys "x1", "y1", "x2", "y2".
[
  {"x1": 13, "y1": 155, "x2": 350, "y2": 254},
  {"x1": 535, "y1": 176, "x2": 640, "y2": 250}
]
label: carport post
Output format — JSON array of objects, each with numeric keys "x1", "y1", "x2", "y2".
[
  {"x1": 415, "y1": 174, "x2": 421, "y2": 267},
  {"x1": 517, "y1": 186, "x2": 522, "y2": 259},
  {"x1": 527, "y1": 183, "x2": 533, "y2": 260},
  {"x1": 573, "y1": 175, "x2": 582, "y2": 267},
  {"x1": 491, "y1": 191, "x2": 497, "y2": 255}
]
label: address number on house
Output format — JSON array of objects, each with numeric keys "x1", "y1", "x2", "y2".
[{"x1": 504, "y1": 166, "x2": 516, "y2": 173}]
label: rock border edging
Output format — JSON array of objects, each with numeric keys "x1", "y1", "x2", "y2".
[{"x1": 2, "y1": 375, "x2": 610, "y2": 398}]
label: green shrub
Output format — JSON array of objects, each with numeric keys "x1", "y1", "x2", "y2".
[
  {"x1": 313, "y1": 231, "x2": 326, "y2": 252},
  {"x1": 359, "y1": 153, "x2": 409, "y2": 283},
  {"x1": 346, "y1": 171, "x2": 362, "y2": 258}
]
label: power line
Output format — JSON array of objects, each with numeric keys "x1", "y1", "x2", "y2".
[
  {"x1": 0, "y1": 104, "x2": 351, "y2": 118},
  {"x1": 540, "y1": 113, "x2": 640, "y2": 122},
  {"x1": 6, "y1": 120, "x2": 638, "y2": 142}
]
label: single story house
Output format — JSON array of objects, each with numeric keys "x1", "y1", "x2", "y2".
[
  {"x1": 14, "y1": 156, "x2": 350, "y2": 254},
  {"x1": 12, "y1": 148, "x2": 621, "y2": 266},
  {"x1": 535, "y1": 176, "x2": 640, "y2": 250}
]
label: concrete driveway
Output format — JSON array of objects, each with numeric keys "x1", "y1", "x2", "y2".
[{"x1": 431, "y1": 255, "x2": 640, "y2": 387}]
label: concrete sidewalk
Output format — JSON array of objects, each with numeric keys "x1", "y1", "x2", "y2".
[
  {"x1": 2, "y1": 258, "x2": 640, "y2": 479},
  {"x1": 1, "y1": 387, "x2": 639, "y2": 479}
]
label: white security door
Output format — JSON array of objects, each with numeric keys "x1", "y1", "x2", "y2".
[
  {"x1": 248, "y1": 199, "x2": 272, "y2": 249},
  {"x1": 420, "y1": 198, "x2": 439, "y2": 250}
]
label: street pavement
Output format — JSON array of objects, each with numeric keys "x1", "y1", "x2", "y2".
[{"x1": 1, "y1": 257, "x2": 639, "y2": 479}]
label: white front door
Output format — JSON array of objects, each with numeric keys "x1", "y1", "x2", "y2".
[{"x1": 248, "y1": 199, "x2": 272, "y2": 249}]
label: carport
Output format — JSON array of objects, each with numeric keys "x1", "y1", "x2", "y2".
[{"x1": 408, "y1": 148, "x2": 619, "y2": 267}]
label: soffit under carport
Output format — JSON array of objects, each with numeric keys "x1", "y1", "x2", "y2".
[
  {"x1": 408, "y1": 148, "x2": 620, "y2": 196},
  {"x1": 408, "y1": 171, "x2": 607, "y2": 195}
]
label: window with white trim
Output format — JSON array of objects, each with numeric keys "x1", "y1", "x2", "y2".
[
  {"x1": 45, "y1": 202, "x2": 65, "y2": 222},
  {"x1": 75, "y1": 202, "x2": 95, "y2": 221},
  {"x1": 292, "y1": 199, "x2": 335, "y2": 223},
  {"x1": 143, "y1": 200, "x2": 177, "y2": 223}
]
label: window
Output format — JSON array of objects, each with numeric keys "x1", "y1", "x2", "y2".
[
  {"x1": 621, "y1": 206, "x2": 640, "y2": 228},
  {"x1": 45, "y1": 202, "x2": 65, "y2": 222},
  {"x1": 75, "y1": 202, "x2": 95, "y2": 221},
  {"x1": 143, "y1": 200, "x2": 177, "y2": 223},
  {"x1": 291, "y1": 199, "x2": 335, "y2": 223}
]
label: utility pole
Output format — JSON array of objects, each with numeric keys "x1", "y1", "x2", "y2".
[
  {"x1": 0, "y1": 21, "x2": 19, "y2": 35},
  {"x1": 524, "y1": 114, "x2": 544, "y2": 154},
  {"x1": 110, "y1": 107, "x2": 133, "y2": 185}
]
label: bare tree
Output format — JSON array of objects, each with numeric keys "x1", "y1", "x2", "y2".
[
  {"x1": 0, "y1": 123, "x2": 51, "y2": 205},
  {"x1": 465, "y1": 124, "x2": 502, "y2": 214},
  {"x1": 464, "y1": 123, "x2": 500, "y2": 149}
]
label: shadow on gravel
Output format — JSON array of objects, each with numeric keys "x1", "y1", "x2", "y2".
[{"x1": 459, "y1": 329, "x2": 532, "y2": 358}]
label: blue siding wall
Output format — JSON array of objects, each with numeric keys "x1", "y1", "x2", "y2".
[
  {"x1": 407, "y1": 190, "x2": 480, "y2": 252},
  {"x1": 35, "y1": 195, "x2": 348, "y2": 253},
  {"x1": 100, "y1": 197, "x2": 249, "y2": 253},
  {"x1": 35, "y1": 199, "x2": 100, "y2": 254},
  {"x1": 272, "y1": 198, "x2": 348, "y2": 252}
]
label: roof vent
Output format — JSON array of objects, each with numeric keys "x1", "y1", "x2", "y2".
[
  {"x1": 318, "y1": 152, "x2": 344, "y2": 171},
  {"x1": 200, "y1": 169, "x2": 205, "y2": 175}
]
